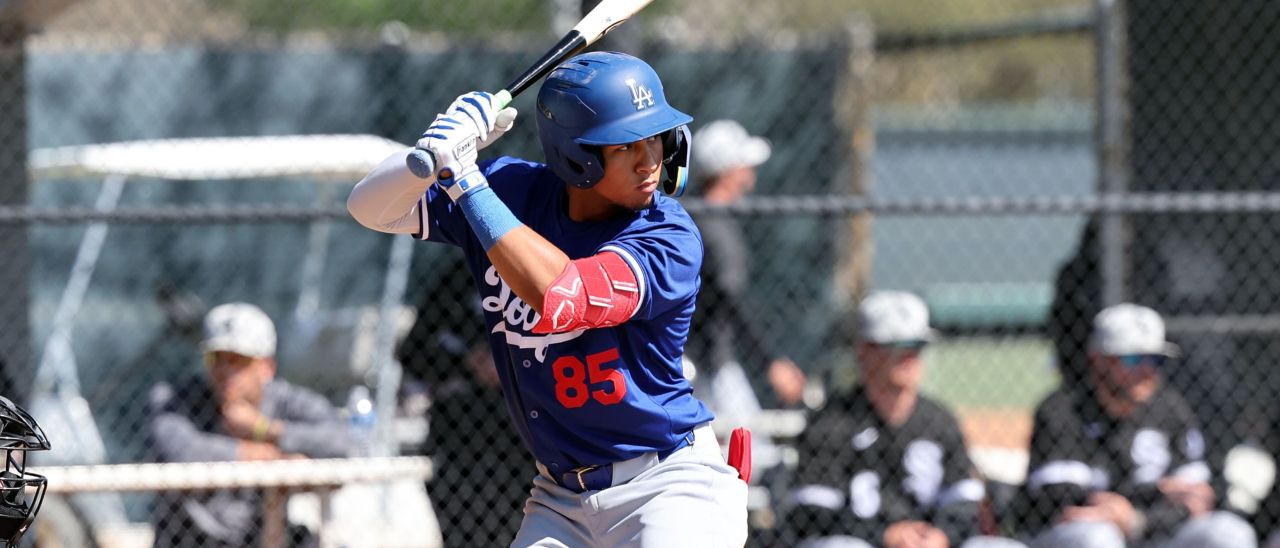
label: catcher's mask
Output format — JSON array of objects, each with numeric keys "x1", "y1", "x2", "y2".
[
  {"x1": 536, "y1": 51, "x2": 693, "y2": 197},
  {"x1": 0, "y1": 396, "x2": 49, "y2": 546}
]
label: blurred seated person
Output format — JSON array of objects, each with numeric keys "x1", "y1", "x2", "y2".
[
  {"x1": 148, "y1": 302, "x2": 353, "y2": 547},
  {"x1": 686, "y1": 119, "x2": 806, "y2": 413},
  {"x1": 1017, "y1": 303, "x2": 1255, "y2": 548},
  {"x1": 397, "y1": 256, "x2": 533, "y2": 547},
  {"x1": 786, "y1": 291, "x2": 1022, "y2": 548}
]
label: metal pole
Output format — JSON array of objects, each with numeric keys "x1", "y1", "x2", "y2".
[
  {"x1": 1095, "y1": 0, "x2": 1130, "y2": 306},
  {"x1": 835, "y1": 17, "x2": 875, "y2": 307},
  {"x1": 0, "y1": 17, "x2": 28, "y2": 398},
  {"x1": 371, "y1": 235, "x2": 414, "y2": 456}
]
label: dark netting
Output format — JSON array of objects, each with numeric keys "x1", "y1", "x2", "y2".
[{"x1": 3, "y1": 0, "x2": 1278, "y2": 547}]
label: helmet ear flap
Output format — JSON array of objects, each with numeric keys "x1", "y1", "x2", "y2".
[
  {"x1": 661, "y1": 125, "x2": 691, "y2": 197},
  {"x1": 566, "y1": 145, "x2": 606, "y2": 189}
]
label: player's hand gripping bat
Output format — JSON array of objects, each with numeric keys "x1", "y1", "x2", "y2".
[{"x1": 408, "y1": 0, "x2": 654, "y2": 180}]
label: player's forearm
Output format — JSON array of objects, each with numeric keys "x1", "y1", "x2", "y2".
[
  {"x1": 275, "y1": 420, "x2": 356, "y2": 458},
  {"x1": 347, "y1": 149, "x2": 433, "y2": 234},
  {"x1": 149, "y1": 414, "x2": 239, "y2": 463},
  {"x1": 486, "y1": 225, "x2": 570, "y2": 313},
  {"x1": 443, "y1": 171, "x2": 570, "y2": 313},
  {"x1": 449, "y1": 173, "x2": 642, "y2": 333}
]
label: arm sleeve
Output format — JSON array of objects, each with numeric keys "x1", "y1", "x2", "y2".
[
  {"x1": 785, "y1": 405, "x2": 888, "y2": 541},
  {"x1": 786, "y1": 406, "x2": 850, "y2": 538},
  {"x1": 599, "y1": 220, "x2": 702, "y2": 322},
  {"x1": 1127, "y1": 402, "x2": 1203, "y2": 538},
  {"x1": 932, "y1": 412, "x2": 984, "y2": 546},
  {"x1": 1138, "y1": 497, "x2": 1191, "y2": 540},
  {"x1": 1018, "y1": 399, "x2": 1094, "y2": 533},
  {"x1": 346, "y1": 148, "x2": 470, "y2": 245},
  {"x1": 272, "y1": 384, "x2": 355, "y2": 459},
  {"x1": 147, "y1": 382, "x2": 239, "y2": 463}
]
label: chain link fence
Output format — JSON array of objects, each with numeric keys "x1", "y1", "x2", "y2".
[{"x1": 2, "y1": 0, "x2": 1278, "y2": 546}]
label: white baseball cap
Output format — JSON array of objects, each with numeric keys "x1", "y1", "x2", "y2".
[
  {"x1": 201, "y1": 302, "x2": 277, "y2": 359},
  {"x1": 858, "y1": 291, "x2": 938, "y2": 345},
  {"x1": 1089, "y1": 303, "x2": 1180, "y2": 358},
  {"x1": 691, "y1": 120, "x2": 772, "y2": 177}
]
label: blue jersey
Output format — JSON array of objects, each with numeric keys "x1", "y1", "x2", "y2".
[{"x1": 414, "y1": 156, "x2": 715, "y2": 473}]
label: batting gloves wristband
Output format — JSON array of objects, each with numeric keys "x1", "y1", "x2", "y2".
[
  {"x1": 448, "y1": 166, "x2": 521, "y2": 251},
  {"x1": 436, "y1": 164, "x2": 489, "y2": 203}
]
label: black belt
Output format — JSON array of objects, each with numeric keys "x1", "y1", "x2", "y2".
[{"x1": 557, "y1": 433, "x2": 695, "y2": 494}]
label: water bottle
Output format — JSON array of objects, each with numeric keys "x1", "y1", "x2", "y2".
[{"x1": 346, "y1": 385, "x2": 377, "y2": 457}]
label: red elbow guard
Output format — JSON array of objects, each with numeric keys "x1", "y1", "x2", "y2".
[{"x1": 533, "y1": 251, "x2": 642, "y2": 334}]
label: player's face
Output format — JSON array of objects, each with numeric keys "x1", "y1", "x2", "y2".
[
  {"x1": 1094, "y1": 354, "x2": 1161, "y2": 395},
  {"x1": 594, "y1": 135, "x2": 665, "y2": 211},
  {"x1": 858, "y1": 342, "x2": 926, "y2": 392},
  {"x1": 714, "y1": 166, "x2": 758, "y2": 202},
  {"x1": 205, "y1": 351, "x2": 275, "y2": 405}
]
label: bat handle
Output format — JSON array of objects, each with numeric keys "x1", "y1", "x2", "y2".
[{"x1": 495, "y1": 89, "x2": 513, "y2": 109}]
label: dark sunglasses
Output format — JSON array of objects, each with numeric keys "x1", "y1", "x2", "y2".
[
  {"x1": 872, "y1": 340, "x2": 929, "y2": 352},
  {"x1": 1116, "y1": 354, "x2": 1167, "y2": 369}
]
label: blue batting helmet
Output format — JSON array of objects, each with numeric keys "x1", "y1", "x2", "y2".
[{"x1": 536, "y1": 51, "x2": 693, "y2": 196}]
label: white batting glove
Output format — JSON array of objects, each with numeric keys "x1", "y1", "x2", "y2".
[
  {"x1": 405, "y1": 91, "x2": 517, "y2": 180},
  {"x1": 478, "y1": 106, "x2": 518, "y2": 150},
  {"x1": 419, "y1": 112, "x2": 480, "y2": 177}
]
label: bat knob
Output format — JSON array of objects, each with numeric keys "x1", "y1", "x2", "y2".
[
  {"x1": 437, "y1": 167, "x2": 455, "y2": 180},
  {"x1": 406, "y1": 149, "x2": 436, "y2": 179}
]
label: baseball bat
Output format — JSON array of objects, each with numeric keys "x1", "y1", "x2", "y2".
[
  {"x1": 494, "y1": 0, "x2": 654, "y2": 108},
  {"x1": 416, "y1": 0, "x2": 654, "y2": 180}
]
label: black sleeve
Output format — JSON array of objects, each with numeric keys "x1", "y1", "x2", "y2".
[
  {"x1": 1122, "y1": 476, "x2": 1189, "y2": 539},
  {"x1": 787, "y1": 397, "x2": 899, "y2": 542},
  {"x1": 1121, "y1": 394, "x2": 1200, "y2": 539},
  {"x1": 1017, "y1": 395, "x2": 1093, "y2": 534},
  {"x1": 931, "y1": 408, "x2": 983, "y2": 546},
  {"x1": 787, "y1": 404, "x2": 855, "y2": 538}
]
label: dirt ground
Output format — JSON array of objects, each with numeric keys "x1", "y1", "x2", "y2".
[{"x1": 957, "y1": 407, "x2": 1033, "y2": 449}]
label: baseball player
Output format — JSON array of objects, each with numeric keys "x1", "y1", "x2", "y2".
[
  {"x1": 348, "y1": 52, "x2": 748, "y2": 546},
  {"x1": 785, "y1": 291, "x2": 1021, "y2": 548},
  {"x1": 148, "y1": 303, "x2": 354, "y2": 546},
  {"x1": 1017, "y1": 304, "x2": 1256, "y2": 547}
]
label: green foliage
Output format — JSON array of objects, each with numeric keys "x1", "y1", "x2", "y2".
[
  {"x1": 923, "y1": 336, "x2": 1059, "y2": 410},
  {"x1": 778, "y1": 0, "x2": 1090, "y2": 32},
  {"x1": 212, "y1": 0, "x2": 679, "y2": 34},
  {"x1": 213, "y1": 0, "x2": 551, "y2": 32}
]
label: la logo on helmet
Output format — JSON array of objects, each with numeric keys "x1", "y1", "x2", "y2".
[{"x1": 625, "y1": 78, "x2": 655, "y2": 110}]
